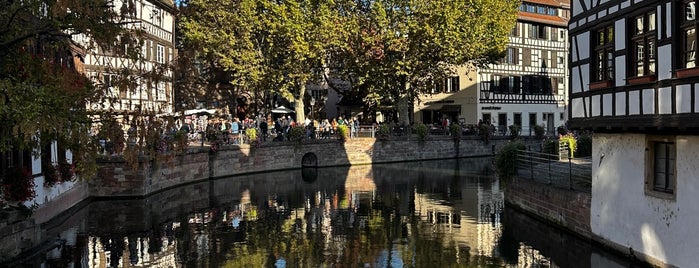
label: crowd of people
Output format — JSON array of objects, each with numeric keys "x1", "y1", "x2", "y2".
[{"x1": 174, "y1": 114, "x2": 362, "y2": 146}]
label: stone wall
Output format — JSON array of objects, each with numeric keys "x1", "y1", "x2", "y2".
[
  {"x1": 504, "y1": 177, "x2": 592, "y2": 240},
  {"x1": 87, "y1": 137, "x2": 538, "y2": 198}
]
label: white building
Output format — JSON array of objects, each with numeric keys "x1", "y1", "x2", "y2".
[
  {"x1": 569, "y1": 0, "x2": 699, "y2": 267},
  {"x1": 414, "y1": 0, "x2": 570, "y2": 136}
]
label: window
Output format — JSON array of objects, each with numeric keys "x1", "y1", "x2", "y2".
[
  {"x1": 506, "y1": 48, "x2": 519, "y2": 64},
  {"x1": 157, "y1": 82, "x2": 166, "y2": 101},
  {"x1": 529, "y1": 24, "x2": 547, "y2": 39},
  {"x1": 594, "y1": 26, "x2": 614, "y2": 82},
  {"x1": 156, "y1": 45, "x2": 164, "y2": 64},
  {"x1": 151, "y1": 8, "x2": 163, "y2": 27},
  {"x1": 491, "y1": 75, "x2": 501, "y2": 92},
  {"x1": 631, "y1": 11, "x2": 656, "y2": 77},
  {"x1": 449, "y1": 76, "x2": 459, "y2": 92},
  {"x1": 548, "y1": 8, "x2": 557, "y2": 16},
  {"x1": 646, "y1": 137, "x2": 676, "y2": 199},
  {"x1": 682, "y1": 1, "x2": 698, "y2": 68},
  {"x1": 531, "y1": 49, "x2": 540, "y2": 67}
]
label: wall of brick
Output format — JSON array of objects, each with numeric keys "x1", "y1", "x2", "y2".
[{"x1": 504, "y1": 177, "x2": 592, "y2": 240}]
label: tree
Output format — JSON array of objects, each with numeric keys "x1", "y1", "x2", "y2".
[
  {"x1": 0, "y1": 0, "x2": 143, "y2": 178},
  {"x1": 178, "y1": 0, "x2": 265, "y2": 117},
  {"x1": 326, "y1": 0, "x2": 520, "y2": 125}
]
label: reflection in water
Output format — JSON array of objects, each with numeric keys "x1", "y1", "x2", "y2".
[{"x1": 14, "y1": 158, "x2": 636, "y2": 267}]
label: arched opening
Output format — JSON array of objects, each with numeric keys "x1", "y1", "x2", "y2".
[{"x1": 301, "y1": 152, "x2": 318, "y2": 167}]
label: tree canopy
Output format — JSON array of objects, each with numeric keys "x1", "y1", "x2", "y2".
[{"x1": 180, "y1": 0, "x2": 519, "y2": 123}]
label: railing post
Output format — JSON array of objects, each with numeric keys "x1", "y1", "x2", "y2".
[
  {"x1": 569, "y1": 150, "x2": 573, "y2": 190},
  {"x1": 371, "y1": 125, "x2": 375, "y2": 139},
  {"x1": 529, "y1": 146, "x2": 533, "y2": 180},
  {"x1": 548, "y1": 155, "x2": 552, "y2": 184}
]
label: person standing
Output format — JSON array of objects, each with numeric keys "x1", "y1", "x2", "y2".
[{"x1": 260, "y1": 119, "x2": 268, "y2": 142}]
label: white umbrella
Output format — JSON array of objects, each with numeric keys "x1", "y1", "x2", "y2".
[
  {"x1": 271, "y1": 106, "x2": 294, "y2": 114},
  {"x1": 184, "y1": 109, "x2": 216, "y2": 115}
]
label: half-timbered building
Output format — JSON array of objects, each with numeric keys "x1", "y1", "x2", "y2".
[
  {"x1": 414, "y1": 0, "x2": 570, "y2": 136},
  {"x1": 81, "y1": 0, "x2": 176, "y2": 115},
  {"x1": 569, "y1": 1, "x2": 699, "y2": 267}
]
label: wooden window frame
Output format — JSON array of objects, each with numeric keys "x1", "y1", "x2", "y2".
[
  {"x1": 679, "y1": 1, "x2": 699, "y2": 75},
  {"x1": 629, "y1": 10, "x2": 657, "y2": 79},
  {"x1": 593, "y1": 25, "x2": 615, "y2": 83},
  {"x1": 645, "y1": 136, "x2": 677, "y2": 200}
]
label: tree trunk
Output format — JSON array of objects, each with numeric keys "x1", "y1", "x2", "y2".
[
  {"x1": 396, "y1": 78, "x2": 411, "y2": 126},
  {"x1": 295, "y1": 81, "x2": 306, "y2": 124}
]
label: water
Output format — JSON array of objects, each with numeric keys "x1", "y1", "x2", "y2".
[{"x1": 14, "y1": 158, "x2": 639, "y2": 267}]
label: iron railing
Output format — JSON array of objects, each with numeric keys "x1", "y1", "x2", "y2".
[{"x1": 515, "y1": 147, "x2": 592, "y2": 192}]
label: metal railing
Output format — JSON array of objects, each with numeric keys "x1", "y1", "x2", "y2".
[{"x1": 515, "y1": 147, "x2": 592, "y2": 192}]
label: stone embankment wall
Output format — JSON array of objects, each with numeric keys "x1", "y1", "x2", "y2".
[
  {"x1": 87, "y1": 137, "x2": 534, "y2": 198},
  {"x1": 504, "y1": 177, "x2": 592, "y2": 239}
]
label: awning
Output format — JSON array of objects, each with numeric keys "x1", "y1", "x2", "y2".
[
  {"x1": 440, "y1": 105, "x2": 461, "y2": 113},
  {"x1": 184, "y1": 109, "x2": 216, "y2": 115},
  {"x1": 271, "y1": 106, "x2": 294, "y2": 114}
]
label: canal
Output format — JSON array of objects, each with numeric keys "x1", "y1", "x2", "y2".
[{"x1": 14, "y1": 158, "x2": 639, "y2": 267}]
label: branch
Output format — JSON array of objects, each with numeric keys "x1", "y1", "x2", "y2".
[{"x1": 0, "y1": 4, "x2": 31, "y2": 37}]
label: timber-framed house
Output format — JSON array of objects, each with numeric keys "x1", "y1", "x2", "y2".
[
  {"x1": 569, "y1": 1, "x2": 699, "y2": 267},
  {"x1": 81, "y1": 0, "x2": 176, "y2": 115},
  {"x1": 414, "y1": 0, "x2": 570, "y2": 136}
]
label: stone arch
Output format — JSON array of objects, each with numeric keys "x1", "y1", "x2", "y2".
[{"x1": 301, "y1": 152, "x2": 318, "y2": 167}]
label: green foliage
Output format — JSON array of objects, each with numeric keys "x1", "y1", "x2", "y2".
[
  {"x1": 245, "y1": 128, "x2": 258, "y2": 142},
  {"x1": 543, "y1": 138, "x2": 559, "y2": 156},
  {"x1": 376, "y1": 124, "x2": 391, "y2": 140},
  {"x1": 533, "y1": 125, "x2": 546, "y2": 140},
  {"x1": 508, "y1": 124, "x2": 521, "y2": 139},
  {"x1": 336, "y1": 124, "x2": 349, "y2": 141},
  {"x1": 288, "y1": 126, "x2": 306, "y2": 145},
  {"x1": 479, "y1": 123, "x2": 492, "y2": 143},
  {"x1": 559, "y1": 134, "x2": 577, "y2": 158},
  {"x1": 413, "y1": 123, "x2": 428, "y2": 142},
  {"x1": 495, "y1": 142, "x2": 526, "y2": 179},
  {"x1": 557, "y1": 125, "x2": 569, "y2": 136},
  {"x1": 576, "y1": 134, "x2": 592, "y2": 157},
  {"x1": 449, "y1": 124, "x2": 462, "y2": 141}
]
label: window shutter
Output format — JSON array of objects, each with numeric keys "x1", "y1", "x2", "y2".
[{"x1": 523, "y1": 48, "x2": 531, "y2": 66}]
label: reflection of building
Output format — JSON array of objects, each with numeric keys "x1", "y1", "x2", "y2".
[
  {"x1": 415, "y1": 0, "x2": 570, "y2": 136},
  {"x1": 413, "y1": 179, "x2": 504, "y2": 259},
  {"x1": 569, "y1": 1, "x2": 699, "y2": 267}
]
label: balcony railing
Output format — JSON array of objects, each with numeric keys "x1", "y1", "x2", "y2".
[{"x1": 479, "y1": 90, "x2": 564, "y2": 104}]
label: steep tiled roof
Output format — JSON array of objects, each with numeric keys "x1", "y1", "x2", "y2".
[
  {"x1": 523, "y1": 0, "x2": 570, "y2": 7},
  {"x1": 519, "y1": 12, "x2": 569, "y2": 27}
]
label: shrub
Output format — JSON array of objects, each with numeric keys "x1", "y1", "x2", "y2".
[
  {"x1": 336, "y1": 124, "x2": 350, "y2": 141},
  {"x1": 533, "y1": 125, "x2": 546, "y2": 140},
  {"x1": 245, "y1": 128, "x2": 258, "y2": 142},
  {"x1": 449, "y1": 124, "x2": 462, "y2": 141},
  {"x1": 376, "y1": 124, "x2": 390, "y2": 140},
  {"x1": 288, "y1": 126, "x2": 306, "y2": 145},
  {"x1": 559, "y1": 134, "x2": 577, "y2": 158},
  {"x1": 508, "y1": 124, "x2": 521, "y2": 139},
  {"x1": 557, "y1": 125, "x2": 568, "y2": 136},
  {"x1": 576, "y1": 134, "x2": 592, "y2": 157},
  {"x1": 495, "y1": 142, "x2": 526, "y2": 179},
  {"x1": 413, "y1": 123, "x2": 428, "y2": 142},
  {"x1": 543, "y1": 138, "x2": 559, "y2": 156},
  {"x1": 479, "y1": 123, "x2": 492, "y2": 144}
]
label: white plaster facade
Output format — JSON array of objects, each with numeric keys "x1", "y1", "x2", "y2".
[
  {"x1": 591, "y1": 134, "x2": 699, "y2": 268},
  {"x1": 570, "y1": 0, "x2": 699, "y2": 266}
]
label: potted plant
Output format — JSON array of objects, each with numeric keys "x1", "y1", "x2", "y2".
[
  {"x1": 57, "y1": 159, "x2": 74, "y2": 182},
  {"x1": 2, "y1": 167, "x2": 36, "y2": 205},
  {"x1": 42, "y1": 162, "x2": 60, "y2": 187}
]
